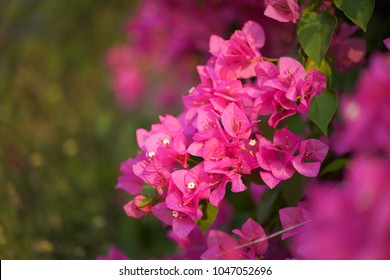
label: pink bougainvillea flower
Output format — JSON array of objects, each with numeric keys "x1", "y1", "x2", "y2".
[
  {"x1": 257, "y1": 128, "x2": 328, "y2": 188},
  {"x1": 202, "y1": 218, "x2": 268, "y2": 260},
  {"x1": 254, "y1": 57, "x2": 326, "y2": 127},
  {"x1": 170, "y1": 163, "x2": 212, "y2": 202},
  {"x1": 123, "y1": 195, "x2": 152, "y2": 219},
  {"x1": 292, "y1": 139, "x2": 329, "y2": 177},
  {"x1": 264, "y1": 0, "x2": 300, "y2": 23},
  {"x1": 232, "y1": 218, "x2": 268, "y2": 256},
  {"x1": 279, "y1": 203, "x2": 311, "y2": 240},
  {"x1": 201, "y1": 230, "x2": 246, "y2": 260},
  {"x1": 151, "y1": 201, "x2": 199, "y2": 239},
  {"x1": 116, "y1": 156, "x2": 144, "y2": 195},
  {"x1": 256, "y1": 129, "x2": 298, "y2": 187},
  {"x1": 221, "y1": 103, "x2": 252, "y2": 140},
  {"x1": 209, "y1": 20, "x2": 265, "y2": 79},
  {"x1": 297, "y1": 68, "x2": 327, "y2": 113}
]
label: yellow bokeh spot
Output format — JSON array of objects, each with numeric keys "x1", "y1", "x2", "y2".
[{"x1": 63, "y1": 139, "x2": 78, "y2": 157}]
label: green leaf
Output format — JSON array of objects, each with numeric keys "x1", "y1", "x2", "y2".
[
  {"x1": 334, "y1": 0, "x2": 374, "y2": 32},
  {"x1": 320, "y1": 158, "x2": 348, "y2": 176},
  {"x1": 196, "y1": 201, "x2": 219, "y2": 234},
  {"x1": 139, "y1": 185, "x2": 157, "y2": 207},
  {"x1": 138, "y1": 195, "x2": 154, "y2": 208},
  {"x1": 297, "y1": 11, "x2": 337, "y2": 65},
  {"x1": 142, "y1": 184, "x2": 157, "y2": 196},
  {"x1": 308, "y1": 87, "x2": 338, "y2": 135},
  {"x1": 256, "y1": 188, "x2": 280, "y2": 224}
]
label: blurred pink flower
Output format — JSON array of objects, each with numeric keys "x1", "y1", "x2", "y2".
[
  {"x1": 330, "y1": 23, "x2": 366, "y2": 72},
  {"x1": 292, "y1": 157, "x2": 390, "y2": 259},
  {"x1": 333, "y1": 53, "x2": 390, "y2": 154},
  {"x1": 264, "y1": 0, "x2": 300, "y2": 23}
]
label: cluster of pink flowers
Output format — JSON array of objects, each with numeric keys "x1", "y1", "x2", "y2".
[
  {"x1": 102, "y1": 0, "x2": 390, "y2": 261},
  {"x1": 117, "y1": 20, "x2": 329, "y2": 249}
]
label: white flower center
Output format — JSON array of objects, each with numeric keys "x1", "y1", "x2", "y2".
[
  {"x1": 163, "y1": 138, "x2": 170, "y2": 146},
  {"x1": 249, "y1": 139, "x2": 257, "y2": 146},
  {"x1": 187, "y1": 181, "x2": 196, "y2": 189},
  {"x1": 148, "y1": 151, "x2": 156, "y2": 158},
  {"x1": 172, "y1": 211, "x2": 179, "y2": 218}
]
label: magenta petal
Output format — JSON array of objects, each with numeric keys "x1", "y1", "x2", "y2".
[
  {"x1": 136, "y1": 128, "x2": 149, "y2": 149},
  {"x1": 187, "y1": 141, "x2": 204, "y2": 157},
  {"x1": 221, "y1": 103, "x2": 250, "y2": 138},
  {"x1": 293, "y1": 161, "x2": 321, "y2": 177},
  {"x1": 209, "y1": 182, "x2": 227, "y2": 206},
  {"x1": 242, "y1": 20, "x2": 265, "y2": 49},
  {"x1": 172, "y1": 216, "x2": 196, "y2": 239},
  {"x1": 209, "y1": 35, "x2": 224, "y2": 57},
  {"x1": 151, "y1": 203, "x2": 173, "y2": 225},
  {"x1": 260, "y1": 171, "x2": 281, "y2": 189},
  {"x1": 200, "y1": 246, "x2": 221, "y2": 260},
  {"x1": 171, "y1": 169, "x2": 187, "y2": 193},
  {"x1": 231, "y1": 174, "x2": 247, "y2": 193},
  {"x1": 279, "y1": 206, "x2": 311, "y2": 239},
  {"x1": 123, "y1": 200, "x2": 148, "y2": 218},
  {"x1": 240, "y1": 218, "x2": 268, "y2": 255}
]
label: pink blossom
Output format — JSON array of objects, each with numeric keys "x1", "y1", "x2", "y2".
[
  {"x1": 151, "y1": 201, "x2": 199, "y2": 239},
  {"x1": 292, "y1": 139, "x2": 329, "y2": 177},
  {"x1": 201, "y1": 230, "x2": 246, "y2": 260},
  {"x1": 257, "y1": 129, "x2": 328, "y2": 188},
  {"x1": 116, "y1": 156, "x2": 144, "y2": 195},
  {"x1": 232, "y1": 218, "x2": 268, "y2": 256},
  {"x1": 123, "y1": 195, "x2": 151, "y2": 218},
  {"x1": 254, "y1": 57, "x2": 326, "y2": 127},
  {"x1": 279, "y1": 203, "x2": 311, "y2": 240},
  {"x1": 264, "y1": 0, "x2": 300, "y2": 23},
  {"x1": 256, "y1": 129, "x2": 299, "y2": 188},
  {"x1": 209, "y1": 21, "x2": 265, "y2": 79},
  {"x1": 201, "y1": 218, "x2": 268, "y2": 259}
]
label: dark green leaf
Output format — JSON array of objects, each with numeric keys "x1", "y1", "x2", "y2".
[
  {"x1": 196, "y1": 201, "x2": 219, "y2": 234},
  {"x1": 256, "y1": 188, "x2": 280, "y2": 224},
  {"x1": 320, "y1": 158, "x2": 348, "y2": 176},
  {"x1": 308, "y1": 87, "x2": 338, "y2": 135},
  {"x1": 297, "y1": 11, "x2": 337, "y2": 65},
  {"x1": 334, "y1": 0, "x2": 375, "y2": 32}
]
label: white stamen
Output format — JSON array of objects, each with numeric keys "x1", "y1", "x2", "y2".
[
  {"x1": 163, "y1": 138, "x2": 170, "y2": 146},
  {"x1": 172, "y1": 211, "x2": 179, "y2": 218},
  {"x1": 148, "y1": 151, "x2": 156, "y2": 158},
  {"x1": 249, "y1": 139, "x2": 257, "y2": 146},
  {"x1": 189, "y1": 86, "x2": 195, "y2": 93},
  {"x1": 187, "y1": 182, "x2": 196, "y2": 189}
]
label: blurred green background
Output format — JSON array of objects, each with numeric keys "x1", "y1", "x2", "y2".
[{"x1": 0, "y1": 0, "x2": 177, "y2": 259}]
